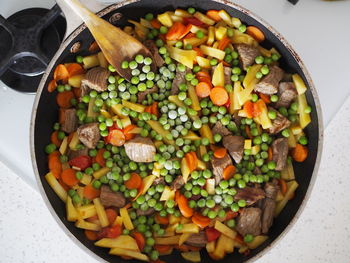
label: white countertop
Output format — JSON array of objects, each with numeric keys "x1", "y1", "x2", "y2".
[{"x1": 1, "y1": 0, "x2": 350, "y2": 262}]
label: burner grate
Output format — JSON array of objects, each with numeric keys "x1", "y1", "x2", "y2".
[{"x1": 0, "y1": 5, "x2": 66, "y2": 93}]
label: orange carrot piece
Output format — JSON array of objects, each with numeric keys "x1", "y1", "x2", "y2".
[
  {"x1": 109, "y1": 129, "x2": 126, "y2": 146},
  {"x1": 154, "y1": 245, "x2": 173, "y2": 254},
  {"x1": 155, "y1": 213, "x2": 169, "y2": 225},
  {"x1": 67, "y1": 63, "x2": 85, "y2": 77},
  {"x1": 195, "y1": 82, "x2": 212, "y2": 98},
  {"x1": 125, "y1": 173, "x2": 142, "y2": 189},
  {"x1": 95, "y1": 149, "x2": 106, "y2": 167},
  {"x1": 179, "y1": 24, "x2": 192, "y2": 39},
  {"x1": 213, "y1": 147, "x2": 227, "y2": 159},
  {"x1": 223, "y1": 165, "x2": 236, "y2": 180},
  {"x1": 177, "y1": 194, "x2": 194, "y2": 218},
  {"x1": 48, "y1": 79, "x2": 57, "y2": 93},
  {"x1": 105, "y1": 209, "x2": 117, "y2": 226},
  {"x1": 279, "y1": 179, "x2": 287, "y2": 195},
  {"x1": 225, "y1": 210, "x2": 238, "y2": 221},
  {"x1": 185, "y1": 152, "x2": 198, "y2": 173},
  {"x1": 151, "y1": 102, "x2": 159, "y2": 117},
  {"x1": 184, "y1": 32, "x2": 196, "y2": 39},
  {"x1": 83, "y1": 184, "x2": 100, "y2": 200},
  {"x1": 50, "y1": 131, "x2": 62, "y2": 148},
  {"x1": 166, "y1": 22, "x2": 186, "y2": 41},
  {"x1": 85, "y1": 230, "x2": 98, "y2": 241},
  {"x1": 206, "y1": 10, "x2": 222, "y2": 22},
  {"x1": 222, "y1": 60, "x2": 230, "y2": 67},
  {"x1": 144, "y1": 106, "x2": 152, "y2": 114},
  {"x1": 56, "y1": 91, "x2": 75, "y2": 109},
  {"x1": 150, "y1": 19, "x2": 162, "y2": 29},
  {"x1": 72, "y1": 87, "x2": 82, "y2": 98},
  {"x1": 192, "y1": 213, "x2": 211, "y2": 228},
  {"x1": 123, "y1": 124, "x2": 137, "y2": 141},
  {"x1": 210, "y1": 87, "x2": 229, "y2": 106},
  {"x1": 48, "y1": 153, "x2": 62, "y2": 179},
  {"x1": 217, "y1": 36, "x2": 231, "y2": 50},
  {"x1": 193, "y1": 47, "x2": 203, "y2": 57},
  {"x1": 292, "y1": 144, "x2": 308, "y2": 162},
  {"x1": 246, "y1": 26, "x2": 265, "y2": 43},
  {"x1": 259, "y1": 93, "x2": 271, "y2": 104},
  {"x1": 243, "y1": 101, "x2": 255, "y2": 118},
  {"x1": 53, "y1": 64, "x2": 69, "y2": 82},
  {"x1": 253, "y1": 99, "x2": 266, "y2": 117},
  {"x1": 133, "y1": 232, "x2": 146, "y2": 251},
  {"x1": 61, "y1": 168, "x2": 78, "y2": 187},
  {"x1": 267, "y1": 147, "x2": 273, "y2": 161}
]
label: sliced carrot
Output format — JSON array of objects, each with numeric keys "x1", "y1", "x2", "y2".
[
  {"x1": 72, "y1": 87, "x2": 82, "y2": 98},
  {"x1": 210, "y1": 86, "x2": 229, "y2": 106},
  {"x1": 48, "y1": 151, "x2": 60, "y2": 161},
  {"x1": 292, "y1": 144, "x2": 308, "y2": 162},
  {"x1": 166, "y1": 22, "x2": 186, "y2": 41},
  {"x1": 85, "y1": 230, "x2": 98, "y2": 241},
  {"x1": 223, "y1": 165, "x2": 236, "y2": 180},
  {"x1": 193, "y1": 47, "x2": 203, "y2": 57},
  {"x1": 83, "y1": 184, "x2": 101, "y2": 200},
  {"x1": 95, "y1": 149, "x2": 106, "y2": 167},
  {"x1": 184, "y1": 32, "x2": 196, "y2": 39},
  {"x1": 196, "y1": 71, "x2": 212, "y2": 87},
  {"x1": 243, "y1": 101, "x2": 255, "y2": 118},
  {"x1": 217, "y1": 36, "x2": 231, "y2": 50},
  {"x1": 155, "y1": 213, "x2": 169, "y2": 225},
  {"x1": 150, "y1": 102, "x2": 159, "y2": 118},
  {"x1": 109, "y1": 129, "x2": 126, "y2": 146},
  {"x1": 144, "y1": 106, "x2": 152, "y2": 114},
  {"x1": 206, "y1": 10, "x2": 221, "y2": 22},
  {"x1": 58, "y1": 177, "x2": 70, "y2": 191},
  {"x1": 150, "y1": 19, "x2": 162, "y2": 29},
  {"x1": 246, "y1": 26, "x2": 265, "y2": 43},
  {"x1": 195, "y1": 82, "x2": 212, "y2": 98},
  {"x1": 259, "y1": 93, "x2": 271, "y2": 104},
  {"x1": 222, "y1": 60, "x2": 230, "y2": 67},
  {"x1": 50, "y1": 131, "x2": 62, "y2": 147},
  {"x1": 133, "y1": 232, "x2": 145, "y2": 251},
  {"x1": 154, "y1": 245, "x2": 173, "y2": 254},
  {"x1": 88, "y1": 41, "x2": 100, "y2": 53},
  {"x1": 279, "y1": 179, "x2": 287, "y2": 195},
  {"x1": 179, "y1": 24, "x2": 192, "y2": 39},
  {"x1": 125, "y1": 173, "x2": 142, "y2": 189},
  {"x1": 192, "y1": 213, "x2": 211, "y2": 228},
  {"x1": 67, "y1": 63, "x2": 85, "y2": 77},
  {"x1": 48, "y1": 79, "x2": 57, "y2": 93},
  {"x1": 48, "y1": 153, "x2": 62, "y2": 179},
  {"x1": 267, "y1": 147, "x2": 273, "y2": 161},
  {"x1": 253, "y1": 99, "x2": 266, "y2": 117},
  {"x1": 245, "y1": 126, "x2": 253, "y2": 139},
  {"x1": 177, "y1": 194, "x2": 193, "y2": 218},
  {"x1": 123, "y1": 124, "x2": 137, "y2": 141},
  {"x1": 185, "y1": 152, "x2": 198, "y2": 173},
  {"x1": 214, "y1": 147, "x2": 227, "y2": 159},
  {"x1": 53, "y1": 64, "x2": 69, "y2": 82},
  {"x1": 56, "y1": 91, "x2": 75, "y2": 109},
  {"x1": 225, "y1": 210, "x2": 238, "y2": 221},
  {"x1": 58, "y1": 108, "x2": 66, "y2": 125},
  {"x1": 61, "y1": 168, "x2": 78, "y2": 187},
  {"x1": 105, "y1": 209, "x2": 117, "y2": 226}
]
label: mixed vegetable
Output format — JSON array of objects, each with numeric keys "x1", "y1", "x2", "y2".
[{"x1": 45, "y1": 7, "x2": 312, "y2": 263}]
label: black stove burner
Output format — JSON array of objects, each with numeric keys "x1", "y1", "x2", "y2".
[{"x1": 0, "y1": 5, "x2": 66, "y2": 93}]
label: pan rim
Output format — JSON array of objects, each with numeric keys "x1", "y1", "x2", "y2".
[{"x1": 30, "y1": 0, "x2": 324, "y2": 262}]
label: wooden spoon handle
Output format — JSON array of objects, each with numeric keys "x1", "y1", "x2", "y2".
[{"x1": 62, "y1": 0, "x2": 96, "y2": 25}]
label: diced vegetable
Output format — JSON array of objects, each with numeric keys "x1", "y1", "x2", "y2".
[
  {"x1": 218, "y1": 10, "x2": 233, "y2": 26},
  {"x1": 75, "y1": 219, "x2": 101, "y2": 231},
  {"x1": 82, "y1": 55, "x2": 99, "y2": 69},
  {"x1": 212, "y1": 62, "x2": 224, "y2": 87},
  {"x1": 141, "y1": 174, "x2": 156, "y2": 195},
  {"x1": 275, "y1": 180, "x2": 299, "y2": 217},
  {"x1": 167, "y1": 46, "x2": 197, "y2": 69},
  {"x1": 199, "y1": 124, "x2": 214, "y2": 144},
  {"x1": 183, "y1": 131, "x2": 201, "y2": 141},
  {"x1": 181, "y1": 251, "x2": 201, "y2": 262},
  {"x1": 68, "y1": 132, "x2": 79, "y2": 150},
  {"x1": 93, "y1": 198, "x2": 109, "y2": 227},
  {"x1": 157, "y1": 12, "x2": 173, "y2": 27},
  {"x1": 95, "y1": 235, "x2": 139, "y2": 250},
  {"x1": 215, "y1": 26, "x2": 227, "y2": 40},
  {"x1": 59, "y1": 136, "x2": 68, "y2": 155},
  {"x1": 207, "y1": 26, "x2": 215, "y2": 45},
  {"x1": 176, "y1": 223, "x2": 199, "y2": 234},
  {"x1": 160, "y1": 186, "x2": 176, "y2": 201},
  {"x1": 200, "y1": 45, "x2": 225, "y2": 60},
  {"x1": 281, "y1": 162, "x2": 295, "y2": 181},
  {"x1": 193, "y1": 12, "x2": 215, "y2": 25},
  {"x1": 77, "y1": 204, "x2": 97, "y2": 219},
  {"x1": 68, "y1": 74, "x2": 83, "y2": 88},
  {"x1": 155, "y1": 235, "x2": 180, "y2": 245},
  {"x1": 66, "y1": 196, "x2": 79, "y2": 222},
  {"x1": 292, "y1": 74, "x2": 307, "y2": 95},
  {"x1": 181, "y1": 158, "x2": 191, "y2": 183},
  {"x1": 298, "y1": 94, "x2": 311, "y2": 129},
  {"x1": 188, "y1": 85, "x2": 201, "y2": 111},
  {"x1": 184, "y1": 37, "x2": 208, "y2": 47},
  {"x1": 246, "y1": 235, "x2": 268, "y2": 249},
  {"x1": 206, "y1": 241, "x2": 216, "y2": 253},
  {"x1": 122, "y1": 100, "x2": 145, "y2": 113},
  {"x1": 179, "y1": 233, "x2": 192, "y2": 245},
  {"x1": 244, "y1": 139, "x2": 252, "y2": 150},
  {"x1": 109, "y1": 247, "x2": 149, "y2": 262},
  {"x1": 196, "y1": 56, "x2": 211, "y2": 68},
  {"x1": 214, "y1": 220, "x2": 237, "y2": 239},
  {"x1": 120, "y1": 207, "x2": 134, "y2": 230},
  {"x1": 147, "y1": 120, "x2": 175, "y2": 145},
  {"x1": 93, "y1": 167, "x2": 111, "y2": 179},
  {"x1": 206, "y1": 178, "x2": 216, "y2": 195},
  {"x1": 45, "y1": 172, "x2": 67, "y2": 203}
]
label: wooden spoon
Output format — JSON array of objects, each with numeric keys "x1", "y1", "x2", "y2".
[{"x1": 63, "y1": 0, "x2": 155, "y2": 80}]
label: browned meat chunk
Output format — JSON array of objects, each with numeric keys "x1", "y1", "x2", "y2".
[
  {"x1": 268, "y1": 111, "x2": 291, "y2": 134},
  {"x1": 136, "y1": 208, "x2": 155, "y2": 216},
  {"x1": 185, "y1": 231, "x2": 207, "y2": 247},
  {"x1": 223, "y1": 135, "x2": 244, "y2": 163},
  {"x1": 124, "y1": 136, "x2": 156, "y2": 163},
  {"x1": 171, "y1": 176, "x2": 185, "y2": 190},
  {"x1": 77, "y1": 123, "x2": 100, "y2": 149},
  {"x1": 80, "y1": 84, "x2": 90, "y2": 99},
  {"x1": 143, "y1": 40, "x2": 165, "y2": 67},
  {"x1": 224, "y1": 66, "x2": 232, "y2": 85},
  {"x1": 81, "y1": 67, "x2": 110, "y2": 92},
  {"x1": 235, "y1": 44, "x2": 260, "y2": 70},
  {"x1": 171, "y1": 68, "x2": 190, "y2": 95},
  {"x1": 67, "y1": 147, "x2": 89, "y2": 160},
  {"x1": 272, "y1": 138, "x2": 289, "y2": 171},
  {"x1": 137, "y1": 85, "x2": 158, "y2": 103},
  {"x1": 60, "y1": 108, "x2": 78, "y2": 133},
  {"x1": 212, "y1": 122, "x2": 231, "y2": 137},
  {"x1": 264, "y1": 179, "x2": 279, "y2": 199},
  {"x1": 275, "y1": 82, "x2": 297, "y2": 108},
  {"x1": 235, "y1": 207, "x2": 262, "y2": 236},
  {"x1": 254, "y1": 66, "x2": 284, "y2": 95},
  {"x1": 100, "y1": 185, "x2": 126, "y2": 208},
  {"x1": 261, "y1": 180, "x2": 279, "y2": 234},
  {"x1": 234, "y1": 187, "x2": 265, "y2": 205},
  {"x1": 153, "y1": 177, "x2": 165, "y2": 186},
  {"x1": 211, "y1": 154, "x2": 233, "y2": 185}
]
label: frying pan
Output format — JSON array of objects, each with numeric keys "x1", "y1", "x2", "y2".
[{"x1": 30, "y1": 0, "x2": 323, "y2": 262}]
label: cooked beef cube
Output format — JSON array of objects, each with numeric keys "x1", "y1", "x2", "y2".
[
  {"x1": 189, "y1": 194, "x2": 201, "y2": 201},
  {"x1": 124, "y1": 136, "x2": 156, "y2": 163},
  {"x1": 100, "y1": 185, "x2": 126, "y2": 208},
  {"x1": 254, "y1": 66, "x2": 284, "y2": 95},
  {"x1": 264, "y1": 179, "x2": 279, "y2": 200},
  {"x1": 80, "y1": 84, "x2": 90, "y2": 100},
  {"x1": 235, "y1": 207, "x2": 262, "y2": 236},
  {"x1": 143, "y1": 40, "x2": 165, "y2": 67},
  {"x1": 136, "y1": 208, "x2": 155, "y2": 216},
  {"x1": 185, "y1": 231, "x2": 207, "y2": 247},
  {"x1": 77, "y1": 123, "x2": 100, "y2": 149},
  {"x1": 81, "y1": 67, "x2": 110, "y2": 92},
  {"x1": 268, "y1": 111, "x2": 291, "y2": 134},
  {"x1": 171, "y1": 176, "x2": 185, "y2": 190},
  {"x1": 261, "y1": 198, "x2": 276, "y2": 234},
  {"x1": 275, "y1": 82, "x2": 298, "y2": 108},
  {"x1": 171, "y1": 68, "x2": 190, "y2": 95},
  {"x1": 212, "y1": 122, "x2": 231, "y2": 137},
  {"x1": 272, "y1": 138, "x2": 289, "y2": 171},
  {"x1": 153, "y1": 177, "x2": 165, "y2": 186},
  {"x1": 224, "y1": 66, "x2": 232, "y2": 85},
  {"x1": 222, "y1": 135, "x2": 244, "y2": 163},
  {"x1": 60, "y1": 108, "x2": 78, "y2": 133},
  {"x1": 67, "y1": 147, "x2": 89, "y2": 160},
  {"x1": 137, "y1": 85, "x2": 158, "y2": 103},
  {"x1": 235, "y1": 44, "x2": 260, "y2": 70},
  {"x1": 211, "y1": 154, "x2": 233, "y2": 185},
  {"x1": 234, "y1": 187, "x2": 265, "y2": 205}
]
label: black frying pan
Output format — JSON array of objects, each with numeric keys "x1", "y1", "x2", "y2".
[{"x1": 30, "y1": 0, "x2": 323, "y2": 262}]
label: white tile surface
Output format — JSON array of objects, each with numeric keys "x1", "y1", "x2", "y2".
[{"x1": 1, "y1": 97, "x2": 349, "y2": 263}]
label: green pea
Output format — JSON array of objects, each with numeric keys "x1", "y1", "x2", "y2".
[
  {"x1": 45, "y1": 144, "x2": 56, "y2": 154},
  {"x1": 244, "y1": 234, "x2": 254, "y2": 243},
  {"x1": 219, "y1": 180, "x2": 229, "y2": 189},
  {"x1": 196, "y1": 30, "x2": 204, "y2": 39},
  {"x1": 208, "y1": 210, "x2": 217, "y2": 219},
  {"x1": 267, "y1": 161, "x2": 276, "y2": 170},
  {"x1": 187, "y1": 7, "x2": 196, "y2": 14},
  {"x1": 238, "y1": 24, "x2": 246, "y2": 32},
  {"x1": 299, "y1": 136, "x2": 308, "y2": 145},
  {"x1": 268, "y1": 110, "x2": 277, "y2": 120}
]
